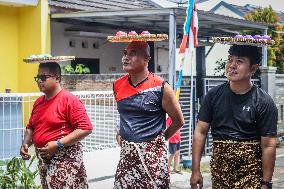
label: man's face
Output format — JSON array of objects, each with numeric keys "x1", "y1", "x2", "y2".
[
  {"x1": 225, "y1": 55, "x2": 258, "y2": 82},
  {"x1": 121, "y1": 42, "x2": 149, "y2": 73},
  {"x1": 35, "y1": 67, "x2": 58, "y2": 93}
]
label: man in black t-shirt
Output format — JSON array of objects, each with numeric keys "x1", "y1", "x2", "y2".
[{"x1": 190, "y1": 45, "x2": 278, "y2": 189}]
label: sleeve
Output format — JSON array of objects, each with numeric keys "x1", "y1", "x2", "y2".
[
  {"x1": 69, "y1": 97, "x2": 93, "y2": 130},
  {"x1": 197, "y1": 91, "x2": 213, "y2": 123},
  {"x1": 26, "y1": 97, "x2": 41, "y2": 129},
  {"x1": 256, "y1": 97, "x2": 278, "y2": 137}
]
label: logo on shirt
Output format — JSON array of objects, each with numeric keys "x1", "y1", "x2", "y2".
[{"x1": 242, "y1": 106, "x2": 251, "y2": 112}]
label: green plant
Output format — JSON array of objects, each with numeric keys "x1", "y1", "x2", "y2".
[
  {"x1": 0, "y1": 156, "x2": 40, "y2": 189},
  {"x1": 62, "y1": 65, "x2": 75, "y2": 74},
  {"x1": 75, "y1": 64, "x2": 91, "y2": 74},
  {"x1": 214, "y1": 58, "x2": 227, "y2": 76}
]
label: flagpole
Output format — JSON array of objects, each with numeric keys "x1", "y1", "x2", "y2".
[{"x1": 189, "y1": 50, "x2": 194, "y2": 158}]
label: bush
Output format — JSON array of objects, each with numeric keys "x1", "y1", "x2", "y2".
[
  {"x1": 62, "y1": 64, "x2": 91, "y2": 74},
  {"x1": 0, "y1": 156, "x2": 40, "y2": 189}
]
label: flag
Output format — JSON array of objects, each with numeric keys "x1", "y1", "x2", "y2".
[
  {"x1": 175, "y1": 0, "x2": 198, "y2": 99},
  {"x1": 188, "y1": 1, "x2": 198, "y2": 53}
]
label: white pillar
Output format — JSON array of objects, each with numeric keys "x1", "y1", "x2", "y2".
[
  {"x1": 262, "y1": 28, "x2": 268, "y2": 67},
  {"x1": 168, "y1": 10, "x2": 177, "y2": 89}
]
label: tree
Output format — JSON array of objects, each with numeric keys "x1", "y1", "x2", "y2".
[
  {"x1": 245, "y1": 5, "x2": 284, "y2": 73},
  {"x1": 214, "y1": 59, "x2": 226, "y2": 76}
]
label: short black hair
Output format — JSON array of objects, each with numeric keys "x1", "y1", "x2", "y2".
[
  {"x1": 228, "y1": 45, "x2": 262, "y2": 65},
  {"x1": 39, "y1": 62, "x2": 61, "y2": 81}
]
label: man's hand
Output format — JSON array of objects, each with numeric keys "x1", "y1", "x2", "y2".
[
  {"x1": 38, "y1": 141, "x2": 58, "y2": 159},
  {"x1": 20, "y1": 128, "x2": 33, "y2": 160},
  {"x1": 190, "y1": 171, "x2": 203, "y2": 189},
  {"x1": 261, "y1": 186, "x2": 269, "y2": 189},
  {"x1": 20, "y1": 144, "x2": 31, "y2": 160}
]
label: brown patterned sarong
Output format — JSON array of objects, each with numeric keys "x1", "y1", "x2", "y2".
[
  {"x1": 36, "y1": 142, "x2": 88, "y2": 189},
  {"x1": 114, "y1": 134, "x2": 170, "y2": 189},
  {"x1": 210, "y1": 140, "x2": 262, "y2": 189}
]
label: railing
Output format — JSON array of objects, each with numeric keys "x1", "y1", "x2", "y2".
[
  {"x1": 0, "y1": 91, "x2": 118, "y2": 161},
  {"x1": 179, "y1": 77, "x2": 196, "y2": 158}
]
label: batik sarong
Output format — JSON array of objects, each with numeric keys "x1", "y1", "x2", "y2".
[
  {"x1": 114, "y1": 134, "x2": 170, "y2": 189},
  {"x1": 36, "y1": 142, "x2": 88, "y2": 189},
  {"x1": 210, "y1": 140, "x2": 262, "y2": 189}
]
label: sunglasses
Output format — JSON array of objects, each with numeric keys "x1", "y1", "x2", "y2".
[{"x1": 34, "y1": 75, "x2": 55, "y2": 82}]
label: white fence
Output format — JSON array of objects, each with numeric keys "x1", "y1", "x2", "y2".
[{"x1": 0, "y1": 91, "x2": 118, "y2": 161}]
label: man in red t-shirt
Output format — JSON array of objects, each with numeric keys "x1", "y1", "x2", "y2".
[
  {"x1": 20, "y1": 62, "x2": 93, "y2": 189},
  {"x1": 167, "y1": 117, "x2": 182, "y2": 174}
]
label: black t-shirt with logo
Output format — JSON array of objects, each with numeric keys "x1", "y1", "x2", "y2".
[{"x1": 197, "y1": 82, "x2": 278, "y2": 141}]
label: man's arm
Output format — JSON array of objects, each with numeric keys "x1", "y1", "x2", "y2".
[
  {"x1": 20, "y1": 128, "x2": 33, "y2": 160},
  {"x1": 59, "y1": 129, "x2": 92, "y2": 146},
  {"x1": 190, "y1": 120, "x2": 210, "y2": 189},
  {"x1": 38, "y1": 129, "x2": 92, "y2": 159},
  {"x1": 162, "y1": 83, "x2": 184, "y2": 140},
  {"x1": 261, "y1": 136, "x2": 277, "y2": 188}
]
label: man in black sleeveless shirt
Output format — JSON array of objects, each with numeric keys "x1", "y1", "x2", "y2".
[{"x1": 190, "y1": 45, "x2": 277, "y2": 189}]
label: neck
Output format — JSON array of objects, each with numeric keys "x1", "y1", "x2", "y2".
[
  {"x1": 229, "y1": 80, "x2": 252, "y2": 94},
  {"x1": 45, "y1": 85, "x2": 62, "y2": 100},
  {"x1": 129, "y1": 70, "x2": 149, "y2": 86}
]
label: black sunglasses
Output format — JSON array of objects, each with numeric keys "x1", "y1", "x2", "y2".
[{"x1": 34, "y1": 75, "x2": 55, "y2": 82}]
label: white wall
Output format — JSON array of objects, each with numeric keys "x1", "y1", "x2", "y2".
[
  {"x1": 154, "y1": 41, "x2": 169, "y2": 74},
  {"x1": 51, "y1": 22, "x2": 125, "y2": 74},
  {"x1": 205, "y1": 44, "x2": 230, "y2": 76},
  {"x1": 51, "y1": 22, "x2": 173, "y2": 74},
  {"x1": 51, "y1": 21, "x2": 229, "y2": 76}
]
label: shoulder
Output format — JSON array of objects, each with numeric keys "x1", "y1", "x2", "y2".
[
  {"x1": 60, "y1": 89, "x2": 76, "y2": 99},
  {"x1": 113, "y1": 75, "x2": 128, "y2": 91},
  {"x1": 254, "y1": 86, "x2": 276, "y2": 106},
  {"x1": 206, "y1": 82, "x2": 227, "y2": 97},
  {"x1": 149, "y1": 73, "x2": 164, "y2": 86},
  {"x1": 59, "y1": 90, "x2": 82, "y2": 105},
  {"x1": 33, "y1": 95, "x2": 45, "y2": 107},
  {"x1": 114, "y1": 74, "x2": 128, "y2": 86}
]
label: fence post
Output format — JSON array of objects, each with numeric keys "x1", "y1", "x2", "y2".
[{"x1": 260, "y1": 67, "x2": 277, "y2": 99}]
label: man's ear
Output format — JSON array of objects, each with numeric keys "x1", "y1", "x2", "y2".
[
  {"x1": 251, "y1": 64, "x2": 259, "y2": 74},
  {"x1": 55, "y1": 75, "x2": 61, "y2": 82}
]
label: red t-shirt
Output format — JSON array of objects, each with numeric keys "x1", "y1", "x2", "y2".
[
  {"x1": 27, "y1": 90, "x2": 93, "y2": 148},
  {"x1": 166, "y1": 117, "x2": 181, "y2": 144}
]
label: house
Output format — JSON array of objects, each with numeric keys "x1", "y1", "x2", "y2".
[
  {"x1": 197, "y1": 0, "x2": 283, "y2": 12},
  {"x1": 0, "y1": 0, "x2": 269, "y2": 92},
  {"x1": 210, "y1": 1, "x2": 284, "y2": 23},
  {"x1": 0, "y1": 0, "x2": 168, "y2": 93},
  {"x1": 0, "y1": 0, "x2": 50, "y2": 93}
]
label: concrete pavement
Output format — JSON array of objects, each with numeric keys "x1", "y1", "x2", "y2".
[{"x1": 86, "y1": 145, "x2": 284, "y2": 189}]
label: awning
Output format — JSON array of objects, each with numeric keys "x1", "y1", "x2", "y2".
[{"x1": 51, "y1": 7, "x2": 269, "y2": 86}]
